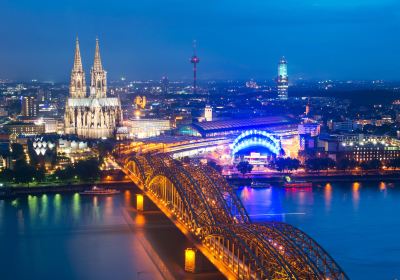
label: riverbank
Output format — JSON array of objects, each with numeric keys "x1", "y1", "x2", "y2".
[
  {"x1": 227, "y1": 172, "x2": 400, "y2": 186},
  {"x1": 0, "y1": 180, "x2": 134, "y2": 198}
]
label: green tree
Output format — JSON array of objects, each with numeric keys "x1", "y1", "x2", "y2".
[
  {"x1": 53, "y1": 165, "x2": 75, "y2": 181},
  {"x1": 0, "y1": 169, "x2": 13, "y2": 182},
  {"x1": 13, "y1": 160, "x2": 35, "y2": 184},
  {"x1": 33, "y1": 166, "x2": 46, "y2": 182},
  {"x1": 97, "y1": 140, "x2": 115, "y2": 163},
  {"x1": 236, "y1": 161, "x2": 253, "y2": 176},
  {"x1": 75, "y1": 158, "x2": 100, "y2": 182},
  {"x1": 11, "y1": 143, "x2": 25, "y2": 162}
]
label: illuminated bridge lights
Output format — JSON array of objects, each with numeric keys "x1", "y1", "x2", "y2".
[
  {"x1": 231, "y1": 130, "x2": 282, "y2": 156},
  {"x1": 121, "y1": 154, "x2": 348, "y2": 280}
]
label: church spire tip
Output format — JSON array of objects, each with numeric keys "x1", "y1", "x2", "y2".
[
  {"x1": 93, "y1": 37, "x2": 102, "y2": 70},
  {"x1": 73, "y1": 37, "x2": 83, "y2": 71}
]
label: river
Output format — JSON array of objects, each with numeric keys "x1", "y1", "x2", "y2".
[
  {"x1": 0, "y1": 181, "x2": 399, "y2": 279},
  {"x1": 237, "y1": 180, "x2": 400, "y2": 279}
]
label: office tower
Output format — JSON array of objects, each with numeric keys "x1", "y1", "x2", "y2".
[
  {"x1": 277, "y1": 57, "x2": 288, "y2": 100},
  {"x1": 161, "y1": 76, "x2": 169, "y2": 94},
  {"x1": 21, "y1": 96, "x2": 38, "y2": 117}
]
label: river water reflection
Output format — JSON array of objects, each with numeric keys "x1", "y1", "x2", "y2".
[
  {"x1": 0, "y1": 191, "x2": 162, "y2": 280},
  {"x1": 1, "y1": 181, "x2": 399, "y2": 280},
  {"x1": 236, "y1": 181, "x2": 400, "y2": 280}
]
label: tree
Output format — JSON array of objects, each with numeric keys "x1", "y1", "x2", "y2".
[
  {"x1": 389, "y1": 158, "x2": 400, "y2": 169},
  {"x1": 273, "y1": 158, "x2": 300, "y2": 173},
  {"x1": 360, "y1": 160, "x2": 382, "y2": 171},
  {"x1": 274, "y1": 158, "x2": 287, "y2": 172},
  {"x1": 13, "y1": 160, "x2": 35, "y2": 184},
  {"x1": 11, "y1": 143, "x2": 25, "y2": 162},
  {"x1": 305, "y1": 157, "x2": 335, "y2": 172},
  {"x1": 236, "y1": 161, "x2": 253, "y2": 176},
  {"x1": 75, "y1": 158, "x2": 100, "y2": 181},
  {"x1": 207, "y1": 160, "x2": 223, "y2": 173},
  {"x1": 33, "y1": 166, "x2": 46, "y2": 182},
  {"x1": 305, "y1": 158, "x2": 322, "y2": 172},
  {"x1": 97, "y1": 140, "x2": 115, "y2": 163},
  {"x1": 0, "y1": 169, "x2": 13, "y2": 182},
  {"x1": 53, "y1": 165, "x2": 76, "y2": 181},
  {"x1": 287, "y1": 158, "x2": 300, "y2": 172},
  {"x1": 336, "y1": 158, "x2": 350, "y2": 171},
  {"x1": 369, "y1": 159, "x2": 382, "y2": 170}
]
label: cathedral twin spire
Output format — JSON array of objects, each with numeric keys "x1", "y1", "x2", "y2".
[
  {"x1": 70, "y1": 37, "x2": 107, "y2": 99},
  {"x1": 73, "y1": 38, "x2": 83, "y2": 72}
]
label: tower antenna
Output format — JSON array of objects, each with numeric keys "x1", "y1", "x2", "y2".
[{"x1": 190, "y1": 40, "x2": 200, "y2": 94}]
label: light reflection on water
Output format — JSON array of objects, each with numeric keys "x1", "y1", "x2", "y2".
[
  {"x1": 0, "y1": 191, "x2": 161, "y2": 280},
  {"x1": 236, "y1": 181, "x2": 400, "y2": 280}
]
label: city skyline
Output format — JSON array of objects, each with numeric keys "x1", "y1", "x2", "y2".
[{"x1": 1, "y1": 1, "x2": 400, "y2": 81}]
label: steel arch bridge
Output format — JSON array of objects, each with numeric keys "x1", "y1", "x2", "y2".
[
  {"x1": 231, "y1": 130, "x2": 282, "y2": 156},
  {"x1": 121, "y1": 154, "x2": 348, "y2": 280}
]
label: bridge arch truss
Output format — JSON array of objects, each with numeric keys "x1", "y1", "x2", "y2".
[{"x1": 122, "y1": 154, "x2": 348, "y2": 280}]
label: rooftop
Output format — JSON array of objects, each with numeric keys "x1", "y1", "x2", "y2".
[{"x1": 192, "y1": 116, "x2": 297, "y2": 133}]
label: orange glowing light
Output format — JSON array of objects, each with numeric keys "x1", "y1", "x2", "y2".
[
  {"x1": 136, "y1": 194, "x2": 144, "y2": 211},
  {"x1": 135, "y1": 213, "x2": 145, "y2": 226},
  {"x1": 185, "y1": 248, "x2": 196, "y2": 273}
]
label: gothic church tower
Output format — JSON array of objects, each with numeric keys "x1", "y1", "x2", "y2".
[
  {"x1": 69, "y1": 38, "x2": 87, "y2": 98},
  {"x1": 65, "y1": 37, "x2": 122, "y2": 139},
  {"x1": 90, "y1": 38, "x2": 107, "y2": 98}
]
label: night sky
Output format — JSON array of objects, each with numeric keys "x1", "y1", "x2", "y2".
[{"x1": 0, "y1": 0, "x2": 399, "y2": 81}]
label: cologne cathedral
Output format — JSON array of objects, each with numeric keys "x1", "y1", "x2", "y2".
[{"x1": 64, "y1": 38, "x2": 122, "y2": 139}]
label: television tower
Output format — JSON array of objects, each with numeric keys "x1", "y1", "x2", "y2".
[{"x1": 190, "y1": 40, "x2": 200, "y2": 94}]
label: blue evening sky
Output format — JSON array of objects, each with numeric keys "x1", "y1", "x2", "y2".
[{"x1": 0, "y1": 0, "x2": 399, "y2": 81}]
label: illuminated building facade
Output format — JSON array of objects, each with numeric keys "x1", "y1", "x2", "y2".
[
  {"x1": 21, "y1": 96, "x2": 38, "y2": 117},
  {"x1": 64, "y1": 38, "x2": 123, "y2": 139},
  {"x1": 123, "y1": 118, "x2": 171, "y2": 139},
  {"x1": 277, "y1": 57, "x2": 288, "y2": 100},
  {"x1": 317, "y1": 134, "x2": 400, "y2": 162},
  {"x1": 4, "y1": 122, "x2": 45, "y2": 136},
  {"x1": 179, "y1": 116, "x2": 298, "y2": 138},
  {"x1": 204, "y1": 105, "x2": 212, "y2": 122},
  {"x1": 134, "y1": 96, "x2": 147, "y2": 109}
]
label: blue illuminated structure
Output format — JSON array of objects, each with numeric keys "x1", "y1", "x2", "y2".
[
  {"x1": 231, "y1": 130, "x2": 282, "y2": 156},
  {"x1": 277, "y1": 57, "x2": 288, "y2": 100}
]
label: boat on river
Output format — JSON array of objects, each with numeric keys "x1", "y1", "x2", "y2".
[
  {"x1": 283, "y1": 176, "x2": 312, "y2": 188},
  {"x1": 251, "y1": 181, "x2": 272, "y2": 188},
  {"x1": 80, "y1": 186, "x2": 120, "y2": 195}
]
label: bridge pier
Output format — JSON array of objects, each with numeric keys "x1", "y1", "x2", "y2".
[
  {"x1": 184, "y1": 247, "x2": 218, "y2": 274},
  {"x1": 135, "y1": 193, "x2": 159, "y2": 212}
]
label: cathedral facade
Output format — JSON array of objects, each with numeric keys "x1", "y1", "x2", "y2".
[{"x1": 64, "y1": 38, "x2": 123, "y2": 139}]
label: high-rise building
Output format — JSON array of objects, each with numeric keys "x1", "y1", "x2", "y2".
[
  {"x1": 64, "y1": 38, "x2": 123, "y2": 139},
  {"x1": 204, "y1": 105, "x2": 212, "y2": 122},
  {"x1": 21, "y1": 96, "x2": 38, "y2": 117},
  {"x1": 161, "y1": 76, "x2": 169, "y2": 94},
  {"x1": 277, "y1": 57, "x2": 288, "y2": 100}
]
